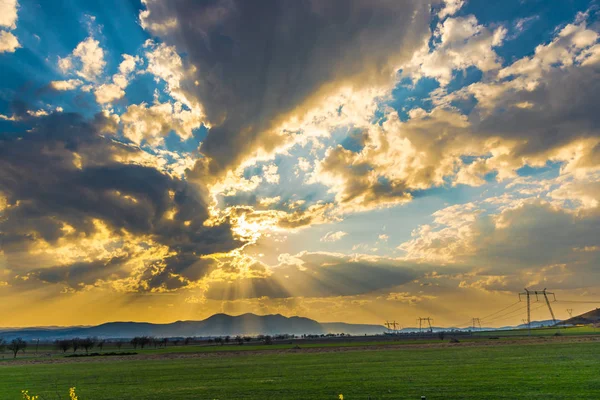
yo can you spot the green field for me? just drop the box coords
[1,338,599,399]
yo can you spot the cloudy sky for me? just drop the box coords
[1,0,599,328]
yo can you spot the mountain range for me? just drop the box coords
[0,313,386,340]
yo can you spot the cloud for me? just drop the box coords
[140,0,434,178]
[0,0,19,53]
[438,0,465,19]
[404,15,506,85]
[120,100,203,145]
[320,231,348,242]
[94,54,142,104]
[0,0,18,29]
[399,184,600,291]
[59,37,106,81]
[204,251,420,300]
[49,79,84,91]
[0,30,19,53]
[0,111,242,292]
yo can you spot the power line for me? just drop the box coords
[478,301,522,321]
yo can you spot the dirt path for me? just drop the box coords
[2,335,598,367]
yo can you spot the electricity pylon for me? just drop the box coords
[472,318,482,331]
[385,321,399,333]
[519,288,532,335]
[417,317,433,333]
[520,288,558,334]
[567,309,573,318]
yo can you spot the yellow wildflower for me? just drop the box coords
[69,387,78,400]
[21,390,39,400]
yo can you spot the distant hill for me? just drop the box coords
[557,308,600,326]
[0,314,386,340]
[321,322,386,335]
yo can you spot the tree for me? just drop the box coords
[97,339,105,351]
[184,337,192,345]
[55,339,71,353]
[438,331,446,341]
[0,338,5,353]
[8,338,27,358]
[224,335,230,344]
[115,341,123,350]
[81,337,95,354]
[138,336,151,349]
[235,335,244,345]
[264,335,273,345]
[72,338,80,353]
[130,337,139,349]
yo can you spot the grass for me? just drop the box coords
[1,340,599,399]
[480,325,600,336]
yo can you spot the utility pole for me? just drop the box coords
[519,288,532,336]
[567,309,573,318]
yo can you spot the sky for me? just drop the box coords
[0,0,599,328]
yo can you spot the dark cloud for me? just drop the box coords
[0,111,241,289]
[205,253,420,300]
[141,0,433,176]
[475,63,600,157]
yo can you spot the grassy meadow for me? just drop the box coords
[1,338,599,399]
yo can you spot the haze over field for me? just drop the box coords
[1,0,599,329]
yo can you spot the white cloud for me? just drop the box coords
[0,0,18,29]
[438,0,465,19]
[320,231,348,242]
[94,54,141,104]
[49,79,84,91]
[94,83,125,104]
[262,164,280,184]
[0,30,19,53]
[120,100,202,145]
[59,37,106,81]
[0,0,19,53]
[404,15,506,85]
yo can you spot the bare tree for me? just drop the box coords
[81,337,95,354]
[115,340,123,350]
[55,339,71,353]
[97,339,105,351]
[134,336,151,349]
[0,338,5,353]
[72,338,80,353]
[8,338,27,359]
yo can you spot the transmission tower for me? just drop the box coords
[385,320,399,333]
[566,309,573,318]
[417,317,433,333]
[537,288,557,325]
[472,318,482,331]
[520,288,558,334]
[519,288,532,335]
